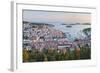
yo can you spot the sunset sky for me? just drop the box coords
[23,10,91,23]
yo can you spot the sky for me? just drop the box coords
[23,10,91,24]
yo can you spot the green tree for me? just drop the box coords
[23,49,30,62]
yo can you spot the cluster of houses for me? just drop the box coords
[23,21,91,52]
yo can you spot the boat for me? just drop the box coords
[66,25,72,28]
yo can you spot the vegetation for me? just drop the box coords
[83,28,91,37]
[23,45,91,62]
